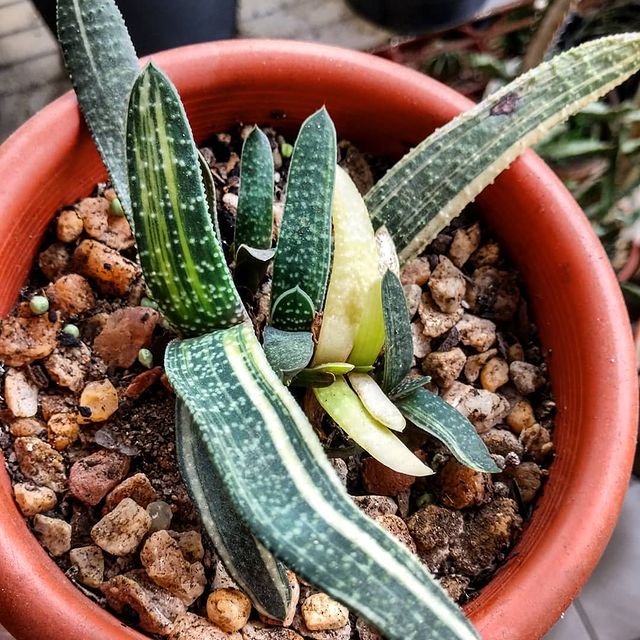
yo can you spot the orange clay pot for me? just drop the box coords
[0,40,636,640]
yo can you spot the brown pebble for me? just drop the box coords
[69,545,104,588]
[33,514,71,557]
[351,495,398,519]
[92,498,151,556]
[69,449,130,505]
[13,483,57,516]
[480,357,509,392]
[48,274,96,317]
[9,417,46,437]
[510,461,543,503]
[449,223,481,268]
[14,437,67,492]
[510,361,545,395]
[56,209,84,243]
[362,457,417,497]
[73,239,140,296]
[520,424,554,462]
[39,243,71,281]
[437,459,491,509]
[422,348,466,388]
[93,307,160,369]
[301,593,349,631]
[506,399,536,434]
[47,412,80,450]
[400,257,430,286]
[4,369,38,417]
[374,514,417,553]
[78,379,119,424]
[43,342,92,394]
[170,612,242,640]
[0,313,60,367]
[428,256,466,313]
[206,588,251,632]
[101,570,187,635]
[104,473,158,512]
[124,366,164,399]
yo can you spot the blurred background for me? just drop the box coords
[1,0,639,638]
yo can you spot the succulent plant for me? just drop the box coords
[57,1,640,637]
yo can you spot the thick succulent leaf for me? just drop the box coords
[396,388,499,473]
[348,280,385,367]
[290,369,336,388]
[263,326,314,385]
[314,166,383,364]
[314,377,430,476]
[175,399,292,619]
[236,126,275,251]
[348,373,406,433]
[390,375,432,400]
[366,34,640,262]
[375,226,401,277]
[126,64,246,335]
[198,151,220,240]
[382,270,414,392]
[270,108,336,331]
[270,286,316,331]
[235,245,276,294]
[313,363,355,375]
[165,324,476,640]
[57,0,138,213]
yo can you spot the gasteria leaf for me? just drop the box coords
[381,270,414,393]
[396,388,499,473]
[165,324,476,640]
[175,399,292,619]
[236,127,275,251]
[348,373,406,433]
[270,286,316,331]
[57,0,138,213]
[125,64,246,335]
[314,166,383,365]
[263,326,314,385]
[198,151,221,240]
[314,377,429,476]
[270,108,336,331]
[389,375,432,400]
[366,34,640,263]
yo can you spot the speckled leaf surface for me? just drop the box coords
[165,324,477,640]
[397,388,499,473]
[389,375,432,400]
[270,108,336,331]
[270,286,316,331]
[57,0,138,213]
[263,326,314,384]
[382,270,414,393]
[198,151,220,240]
[126,64,246,335]
[314,377,430,476]
[314,166,383,366]
[366,34,640,263]
[175,399,292,619]
[236,127,274,251]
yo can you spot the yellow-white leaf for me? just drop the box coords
[348,373,406,432]
[314,377,432,477]
[314,166,383,365]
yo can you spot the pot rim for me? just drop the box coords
[0,38,636,640]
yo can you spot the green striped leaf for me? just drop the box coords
[290,368,336,388]
[389,375,432,400]
[366,34,640,263]
[263,326,314,385]
[198,151,221,240]
[314,166,383,365]
[396,388,499,473]
[57,0,138,213]
[382,270,413,393]
[165,324,477,640]
[175,399,292,619]
[236,127,274,251]
[270,108,336,331]
[314,377,429,476]
[126,64,246,335]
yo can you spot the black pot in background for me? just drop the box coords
[33,0,236,55]
[347,0,488,34]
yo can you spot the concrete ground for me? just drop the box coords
[1,1,639,639]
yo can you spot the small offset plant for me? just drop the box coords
[57,1,640,637]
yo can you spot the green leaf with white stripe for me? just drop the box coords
[175,399,292,619]
[389,375,431,400]
[382,270,414,393]
[198,151,221,240]
[270,108,336,331]
[236,126,274,252]
[126,64,246,335]
[57,0,138,213]
[366,34,640,263]
[396,388,499,473]
[165,323,477,640]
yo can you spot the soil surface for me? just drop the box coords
[0,126,555,640]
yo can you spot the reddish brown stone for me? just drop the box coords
[123,367,164,399]
[362,457,419,497]
[0,313,60,367]
[48,274,95,317]
[104,473,158,512]
[93,307,159,369]
[68,449,131,505]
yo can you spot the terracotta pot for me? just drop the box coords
[0,40,635,640]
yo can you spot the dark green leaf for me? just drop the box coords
[263,326,314,385]
[389,375,432,400]
[382,270,413,392]
[270,108,336,331]
[175,399,291,619]
[236,126,274,251]
[57,0,138,213]
[396,388,499,473]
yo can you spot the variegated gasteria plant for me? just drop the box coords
[57,1,640,637]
